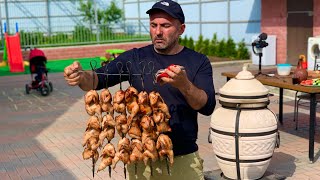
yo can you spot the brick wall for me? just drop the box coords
[2,41,151,62]
[261,0,287,64]
[314,0,320,36]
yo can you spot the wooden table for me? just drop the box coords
[221,69,320,163]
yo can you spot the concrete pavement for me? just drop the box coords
[0,62,319,180]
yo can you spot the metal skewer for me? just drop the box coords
[92,156,95,178]
[166,157,171,175]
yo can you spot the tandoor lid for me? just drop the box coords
[219,64,269,107]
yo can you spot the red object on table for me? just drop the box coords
[302,61,307,69]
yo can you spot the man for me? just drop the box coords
[64,0,215,179]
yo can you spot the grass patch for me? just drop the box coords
[0,57,101,77]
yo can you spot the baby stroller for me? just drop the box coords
[25,48,53,96]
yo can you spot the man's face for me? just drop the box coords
[149,11,185,52]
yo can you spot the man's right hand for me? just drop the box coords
[64,61,83,86]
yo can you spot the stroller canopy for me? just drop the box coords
[29,48,47,73]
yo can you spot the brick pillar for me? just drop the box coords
[314,0,320,36]
[261,0,287,64]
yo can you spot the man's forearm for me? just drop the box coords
[179,80,208,110]
[79,71,99,91]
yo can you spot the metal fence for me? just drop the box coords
[0,0,150,50]
[14,23,149,49]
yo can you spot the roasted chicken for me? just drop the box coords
[156,134,174,166]
[140,115,157,143]
[143,137,158,165]
[83,148,99,162]
[113,89,126,114]
[129,139,144,163]
[82,128,100,147]
[112,138,131,169]
[100,88,114,115]
[153,111,171,134]
[125,86,140,126]
[138,91,152,115]
[86,116,100,131]
[149,91,171,119]
[115,114,129,138]
[97,143,116,172]
[84,90,102,119]
[128,116,142,140]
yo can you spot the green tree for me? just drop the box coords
[78,0,123,25]
[180,35,188,46]
[201,39,210,55]
[195,34,204,52]
[236,39,250,59]
[208,33,218,56]
[78,0,104,24]
[187,37,195,50]
[225,38,237,59]
[217,39,226,57]
[103,0,124,24]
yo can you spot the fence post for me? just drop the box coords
[94,0,100,43]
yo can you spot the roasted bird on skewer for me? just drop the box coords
[129,139,144,163]
[149,91,171,120]
[97,143,116,172]
[143,137,158,165]
[153,111,171,134]
[128,116,142,140]
[113,89,126,114]
[115,114,129,138]
[156,134,174,166]
[140,115,158,143]
[125,86,140,126]
[99,114,116,146]
[138,91,152,116]
[112,137,131,169]
[100,88,114,115]
[85,90,102,119]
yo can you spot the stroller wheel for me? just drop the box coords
[49,82,53,92]
[40,84,50,96]
[25,84,30,94]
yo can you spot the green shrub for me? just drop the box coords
[236,39,250,59]
[180,35,188,47]
[208,33,218,56]
[72,25,94,42]
[216,39,226,57]
[201,39,210,55]
[187,37,195,50]
[20,30,47,46]
[195,34,204,52]
[225,38,237,59]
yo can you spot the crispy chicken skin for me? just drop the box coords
[125,87,140,126]
[97,143,116,172]
[100,88,114,115]
[156,134,174,166]
[84,90,102,119]
[149,91,171,119]
[113,89,126,114]
[138,91,152,115]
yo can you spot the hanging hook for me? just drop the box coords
[139,61,146,90]
[90,60,98,90]
[103,63,110,88]
[117,62,124,90]
[126,61,133,86]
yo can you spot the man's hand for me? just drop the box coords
[159,65,188,89]
[64,61,83,86]
[159,64,208,110]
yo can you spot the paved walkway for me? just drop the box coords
[0,62,319,180]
